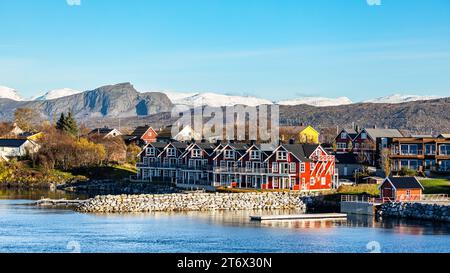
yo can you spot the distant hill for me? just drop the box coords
[0,83,173,121]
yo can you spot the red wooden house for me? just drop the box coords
[378,176,424,202]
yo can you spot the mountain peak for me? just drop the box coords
[364,94,444,104]
[34,88,82,101]
[0,86,22,101]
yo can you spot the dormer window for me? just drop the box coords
[167,148,176,157]
[341,132,347,139]
[192,149,202,158]
[250,150,261,160]
[277,151,288,161]
[361,132,367,139]
[146,147,155,156]
[224,150,235,159]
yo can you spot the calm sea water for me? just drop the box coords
[0,190,449,253]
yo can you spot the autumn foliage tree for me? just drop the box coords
[14,108,43,132]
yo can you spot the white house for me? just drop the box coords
[88,128,123,139]
[0,139,39,158]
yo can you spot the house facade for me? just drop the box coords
[135,141,337,191]
[379,176,424,201]
[334,128,358,152]
[390,136,450,173]
[0,139,39,158]
[88,127,122,139]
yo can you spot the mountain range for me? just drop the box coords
[0,82,449,133]
[1,84,445,107]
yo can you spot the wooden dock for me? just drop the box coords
[250,213,347,221]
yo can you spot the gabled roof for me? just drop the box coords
[379,176,424,190]
[357,128,403,140]
[131,126,153,137]
[438,134,450,138]
[0,139,29,148]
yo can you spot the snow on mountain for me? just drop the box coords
[33,88,82,101]
[277,97,353,107]
[0,86,22,101]
[162,92,274,107]
[364,94,444,104]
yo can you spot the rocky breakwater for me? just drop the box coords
[76,192,306,213]
[379,202,450,222]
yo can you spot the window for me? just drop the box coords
[277,151,288,160]
[440,145,450,156]
[290,163,296,173]
[337,142,347,149]
[224,150,235,159]
[272,162,278,172]
[146,147,155,156]
[167,148,176,157]
[250,150,261,160]
[321,177,326,185]
[425,144,436,155]
[192,149,201,158]
[310,178,315,186]
[246,161,252,170]
[381,138,388,149]
[341,132,347,139]
[273,179,279,188]
[361,132,367,139]
[300,163,305,173]
[401,144,419,155]
[406,190,411,197]
[311,163,315,171]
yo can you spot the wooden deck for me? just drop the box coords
[250,213,347,221]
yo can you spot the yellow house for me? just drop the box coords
[280,125,320,144]
[24,132,44,141]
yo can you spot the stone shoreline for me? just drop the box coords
[379,202,450,222]
[76,192,307,213]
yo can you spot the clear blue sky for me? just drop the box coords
[1,0,450,101]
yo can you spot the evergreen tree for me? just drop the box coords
[56,113,66,131]
[64,111,79,136]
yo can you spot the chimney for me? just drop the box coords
[373,125,377,129]
[355,125,360,133]
[289,138,295,145]
[250,140,256,146]
[201,138,206,143]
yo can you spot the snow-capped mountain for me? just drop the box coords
[33,88,82,101]
[0,86,22,101]
[364,94,444,104]
[161,92,274,107]
[277,96,353,107]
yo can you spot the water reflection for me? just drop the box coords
[0,188,88,200]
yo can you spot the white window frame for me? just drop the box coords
[167,148,176,157]
[192,149,202,158]
[310,177,315,186]
[224,150,235,159]
[361,132,367,139]
[290,163,296,173]
[300,163,306,173]
[250,150,261,160]
[272,162,279,173]
[341,132,347,139]
[311,163,315,171]
[146,147,155,156]
[321,177,326,185]
[277,151,288,161]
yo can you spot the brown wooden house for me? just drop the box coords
[378,176,424,202]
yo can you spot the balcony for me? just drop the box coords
[136,162,212,171]
[212,167,294,176]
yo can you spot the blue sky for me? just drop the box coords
[0,0,450,101]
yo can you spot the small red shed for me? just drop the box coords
[378,176,424,202]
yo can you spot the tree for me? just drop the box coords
[332,141,337,153]
[347,140,353,152]
[126,143,142,165]
[380,148,392,177]
[14,108,42,132]
[56,112,79,136]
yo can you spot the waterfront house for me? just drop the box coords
[378,176,424,201]
[135,140,337,192]
[156,125,201,143]
[0,139,39,158]
[334,128,359,152]
[352,127,403,166]
[88,127,122,139]
[390,136,450,173]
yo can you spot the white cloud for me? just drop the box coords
[66,0,81,6]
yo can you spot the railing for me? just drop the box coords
[341,195,380,204]
[137,162,212,170]
[212,167,295,175]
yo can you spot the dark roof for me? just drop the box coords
[0,139,29,148]
[386,176,424,190]
[131,126,151,137]
[89,128,115,135]
[281,144,319,161]
[335,153,359,165]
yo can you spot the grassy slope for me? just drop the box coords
[419,178,450,195]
